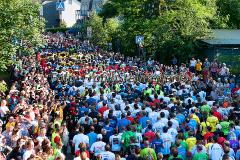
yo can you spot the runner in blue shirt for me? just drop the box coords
[117,113,131,131]
[87,126,98,147]
[152,132,163,154]
[139,111,150,129]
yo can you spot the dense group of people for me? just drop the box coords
[0,32,239,160]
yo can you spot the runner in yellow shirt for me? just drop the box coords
[186,131,197,151]
[206,114,219,132]
[200,120,211,136]
[191,113,200,124]
[51,126,62,149]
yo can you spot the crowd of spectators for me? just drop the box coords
[0,33,239,160]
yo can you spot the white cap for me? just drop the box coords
[97,134,103,139]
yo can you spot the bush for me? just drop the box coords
[59,20,67,28]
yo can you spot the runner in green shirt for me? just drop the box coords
[192,145,209,160]
[201,102,211,115]
[168,155,184,160]
[132,119,142,133]
[144,87,152,96]
[121,126,136,152]
[168,147,184,160]
[140,140,157,160]
[177,134,189,151]
[220,116,230,136]
[155,84,160,92]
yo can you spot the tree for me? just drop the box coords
[0,80,8,95]
[0,0,44,71]
[81,12,119,49]
[216,0,240,29]
[100,0,221,61]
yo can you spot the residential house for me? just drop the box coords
[42,0,81,28]
[79,0,107,23]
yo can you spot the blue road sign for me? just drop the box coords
[135,36,144,44]
[56,2,65,11]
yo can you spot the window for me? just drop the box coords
[76,10,81,20]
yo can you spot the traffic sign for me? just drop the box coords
[56,2,65,11]
[135,36,144,44]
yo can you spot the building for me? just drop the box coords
[201,29,240,72]
[42,0,81,28]
[79,0,106,23]
[201,29,240,57]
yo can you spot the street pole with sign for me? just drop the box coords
[56,1,65,25]
[135,36,144,58]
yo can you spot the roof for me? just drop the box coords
[202,29,240,45]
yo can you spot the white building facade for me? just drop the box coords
[42,0,107,28]
[61,0,81,27]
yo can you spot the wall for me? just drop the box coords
[43,1,60,28]
[62,0,81,27]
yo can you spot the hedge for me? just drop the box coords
[45,27,69,33]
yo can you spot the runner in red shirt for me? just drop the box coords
[144,125,156,143]
[98,103,108,116]
[126,111,134,124]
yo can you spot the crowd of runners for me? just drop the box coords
[0,32,239,160]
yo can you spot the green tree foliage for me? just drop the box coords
[98,0,223,61]
[59,20,68,28]
[83,0,240,62]
[0,80,8,95]
[0,0,44,71]
[216,0,240,29]
[81,13,119,49]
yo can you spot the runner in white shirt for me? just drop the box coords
[163,96,171,103]
[100,145,115,160]
[153,117,165,133]
[113,107,122,119]
[90,134,106,156]
[167,121,178,143]
[161,127,172,156]
[160,108,169,119]
[149,111,159,124]
[184,96,194,105]
[219,146,235,160]
[78,85,85,95]
[73,127,89,152]
[109,130,121,152]
[159,112,168,126]
[134,128,143,148]
[208,137,223,160]
[170,114,179,130]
